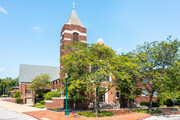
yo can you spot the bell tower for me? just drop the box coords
[60,8,87,58]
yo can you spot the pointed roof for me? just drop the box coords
[67,9,82,26]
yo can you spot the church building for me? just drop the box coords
[18,6,157,108]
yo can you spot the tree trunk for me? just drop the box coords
[95,88,100,114]
[127,98,130,108]
[73,101,76,109]
[148,92,153,110]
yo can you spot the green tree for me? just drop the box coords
[60,41,90,109]
[61,42,116,113]
[29,74,51,102]
[113,54,141,107]
[134,37,180,110]
[158,61,180,102]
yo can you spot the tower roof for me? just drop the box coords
[67,9,82,26]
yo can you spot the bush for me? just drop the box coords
[45,91,61,100]
[52,108,58,111]
[132,109,162,114]
[77,111,114,117]
[140,101,149,106]
[16,98,22,104]
[40,100,45,105]
[140,101,160,107]
[12,91,21,98]
[1,95,8,97]
[35,103,45,108]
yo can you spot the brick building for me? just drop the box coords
[19,7,158,107]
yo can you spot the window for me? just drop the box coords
[73,32,79,43]
[153,90,157,97]
[142,90,148,96]
[142,78,148,84]
[26,90,31,94]
[116,89,120,98]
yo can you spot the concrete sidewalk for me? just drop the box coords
[143,114,180,120]
[0,100,45,113]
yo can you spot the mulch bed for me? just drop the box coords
[25,109,151,120]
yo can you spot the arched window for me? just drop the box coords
[73,32,79,43]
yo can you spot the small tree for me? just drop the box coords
[29,74,51,103]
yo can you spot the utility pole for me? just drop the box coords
[3,84,4,95]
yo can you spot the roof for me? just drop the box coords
[97,38,105,46]
[67,9,82,26]
[19,64,60,83]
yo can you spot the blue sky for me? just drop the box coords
[0,0,180,78]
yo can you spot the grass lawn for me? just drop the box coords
[132,109,163,114]
[77,111,114,117]
[34,103,45,108]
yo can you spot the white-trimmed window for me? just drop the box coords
[142,90,148,96]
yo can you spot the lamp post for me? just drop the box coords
[64,73,69,116]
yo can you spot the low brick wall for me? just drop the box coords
[45,97,65,110]
[3,98,16,103]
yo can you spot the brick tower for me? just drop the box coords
[60,8,87,73]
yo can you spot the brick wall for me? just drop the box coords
[45,97,65,110]
[3,98,16,103]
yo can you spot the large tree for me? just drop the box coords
[134,36,180,110]
[113,54,141,108]
[158,61,180,102]
[60,42,116,113]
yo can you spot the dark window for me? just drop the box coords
[73,32,79,43]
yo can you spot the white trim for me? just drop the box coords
[45,100,53,103]
[81,40,87,43]
[64,23,86,28]
[63,38,71,41]
[109,75,112,82]
[60,43,62,46]
[62,30,86,36]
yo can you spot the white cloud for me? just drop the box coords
[32,26,42,32]
[0,6,8,15]
[0,68,6,72]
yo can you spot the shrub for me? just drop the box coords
[35,103,45,108]
[1,95,8,97]
[12,91,21,98]
[140,101,149,106]
[132,109,162,114]
[45,91,61,100]
[40,100,45,105]
[16,98,22,104]
[140,101,160,107]
[52,108,58,111]
[77,111,114,117]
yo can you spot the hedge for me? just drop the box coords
[140,101,160,107]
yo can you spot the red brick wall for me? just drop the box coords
[45,98,64,109]
[3,98,16,103]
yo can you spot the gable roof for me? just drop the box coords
[67,9,82,26]
[19,64,60,83]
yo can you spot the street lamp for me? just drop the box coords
[64,73,69,116]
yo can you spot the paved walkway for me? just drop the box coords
[143,114,180,120]
[0,100,45,113]
[0,107,35,120]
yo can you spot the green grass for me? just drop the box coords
[77,111,114,117]
[34,103,45,108]
[132,109,163,114]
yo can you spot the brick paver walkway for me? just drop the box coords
[25,110,151,120]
